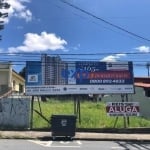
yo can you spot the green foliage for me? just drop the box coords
[32,99,150,129]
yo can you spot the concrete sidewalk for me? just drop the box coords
[0,131,150,141]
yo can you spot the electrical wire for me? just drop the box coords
[60,0,150,42]
[0,52,150,68]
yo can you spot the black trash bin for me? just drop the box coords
[50,115,76,139]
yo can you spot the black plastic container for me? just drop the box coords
[51,115,76,139]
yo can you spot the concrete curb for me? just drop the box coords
[0,131,150,142]
[75,132,150,141]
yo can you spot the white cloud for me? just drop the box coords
[72,44,81,50]
[135,46,150,53]
[100,53,126,62]
[1,0,32,22]
[8,32,67,53]
[0,48,4,53]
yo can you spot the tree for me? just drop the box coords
[0,0,10,40]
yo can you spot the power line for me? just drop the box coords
[1,51,150,55]
[0,52,150,67]
[60,0,150,42]
[1,52,150,62]
[0,58,149,65]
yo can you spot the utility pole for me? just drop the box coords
[146,63,150,77]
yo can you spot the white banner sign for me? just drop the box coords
[106,102,140,116]
[25,84,134,95]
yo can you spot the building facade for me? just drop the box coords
[0,62,25,97]
[0,62,12,95]
[12,70,25,93]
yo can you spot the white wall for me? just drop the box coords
[0,98,30,129]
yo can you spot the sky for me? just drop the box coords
[1,0,150,77]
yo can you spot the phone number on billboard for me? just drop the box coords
[90,79,125,84]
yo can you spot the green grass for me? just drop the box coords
[32,98,150,129]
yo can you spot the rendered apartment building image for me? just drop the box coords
[41,54,67,85]
[26,54,68,86]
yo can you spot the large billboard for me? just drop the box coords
[25,60,134,95]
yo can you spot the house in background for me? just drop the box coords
[0,62,12,97]
[12,70,25,94]
[0,62,25,98]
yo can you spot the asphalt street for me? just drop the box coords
[0,139,150,150]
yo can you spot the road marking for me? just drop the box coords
[60,141,70,144]
[76,140,82,145]
[46,141,53,147]
[51,145,81,148]
[111,147,125,150]
[28,140,53,147]
[28,140,82,148]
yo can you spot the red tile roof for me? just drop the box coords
[134,82,150,88]
[134,77,150,88]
